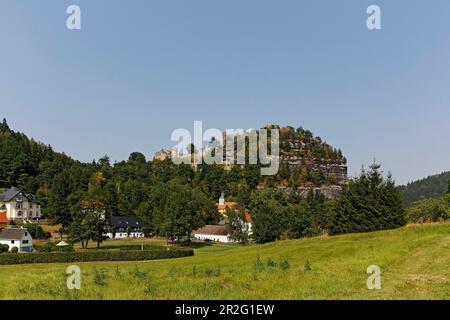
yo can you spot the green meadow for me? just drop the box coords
[0,223,449,300]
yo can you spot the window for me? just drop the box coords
[16,203,22,209]
[16,194,23,202]
[11,240,15,244]
[22,240,29,244]
[17,211,23,217]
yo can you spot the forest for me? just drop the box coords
[0,118,406,244]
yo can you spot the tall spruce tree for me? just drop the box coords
[329,164,406,235]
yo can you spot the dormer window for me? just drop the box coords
[16,193,23,202]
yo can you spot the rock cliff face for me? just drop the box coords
[281,186,344,200]
[276,125,348,188]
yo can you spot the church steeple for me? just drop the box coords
[219,192,225,206]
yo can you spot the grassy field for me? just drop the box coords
[0,223,449,300]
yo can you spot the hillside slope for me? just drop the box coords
[0,223,449,300]
[398,172,450,207]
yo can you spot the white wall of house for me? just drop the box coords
[106,232,145,239]
[0,199,41,220]
[0,234,33,252]
[194,233,231,243]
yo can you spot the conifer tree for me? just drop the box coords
[329,164,405,235]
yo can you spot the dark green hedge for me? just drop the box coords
[0,249,194,265]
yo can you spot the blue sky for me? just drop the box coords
[1,0,450,185]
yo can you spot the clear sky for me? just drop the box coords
[1,0,450,185]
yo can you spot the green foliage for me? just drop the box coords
[0,248,194,265]
[24,223,45,239]
[0,120,350,245]
[329,164,406,235]
[304,259,312,272]
[250,189,286,243]
[93,268,108,286]
[227,206,251,245]
[279,258,290,271]
[0,244,9,253]
[34,241,74,253]
[398,171,450,207]
[407,197,450,223]
[148,180,219,242]
[68,203,106,249]
[250,188,332,243]
[10,247,19,253]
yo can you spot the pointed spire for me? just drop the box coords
[219,192,225,205]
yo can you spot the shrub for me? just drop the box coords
[253,256,265,273]
[93,268,108,286]
[407,197,450,223]
[279,258,290,271]
[304,259,312,272]
[267,258,277,268]
[0,248,194,265]
[204,267,221,277]
[10,247,19,253]
[24,223,45,239]
[129,266,148,279]
[0,244,9,253]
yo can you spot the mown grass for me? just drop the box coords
[0,223,449,300]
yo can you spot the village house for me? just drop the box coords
[0,228,33,252]
[194,194,252,243]
[104,216,145,239]
[194,223,231,243]
[0,187,41,221]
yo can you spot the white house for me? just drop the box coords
[193,194,252,243]
[194,224,231,243]
[0,187,41,221]
[104,216,145,239]
[0,228,33,252]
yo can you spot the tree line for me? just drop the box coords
[1,118,407,246]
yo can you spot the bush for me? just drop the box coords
[24,223,45,239]
[0,244,9,253]
[0,248,194,265]
[407,197,450,223]
[93,268,108,286]
[10,247,19,253]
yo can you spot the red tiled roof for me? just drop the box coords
[81,200,106,210]
[217,202,238,210]
[0,211,8,223]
